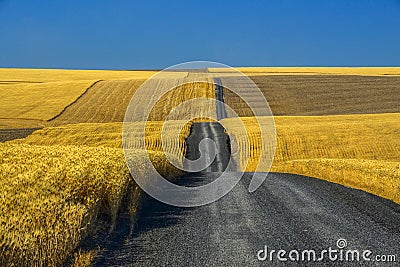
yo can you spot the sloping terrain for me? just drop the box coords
[0,69,187,128]
[224,66,400,76]
[222,113,400,203]
[49,80,146,125]
[0,80,97,121]
[223,75,400,116]
[50,77,215,125]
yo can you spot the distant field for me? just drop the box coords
[127,78,215,122]
[0,80,97,121]
[0,68,192,128]
[50,80,145,125]
[0,68,159,125]
[51,78,215,124]
[222,113,400,203]
[223,75,400,116]
[209,67,400,76]
[0,68,157,82]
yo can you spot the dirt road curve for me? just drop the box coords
[93,172,400,266]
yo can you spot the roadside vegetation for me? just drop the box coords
[0,143,183,266]
[222,113,400,204]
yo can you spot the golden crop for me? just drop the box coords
[50,80,146,125]
[0,80,97,121]
[273,159,400,204]
[222,113,400,203]
[51,78,216,125]
[126,78,216,122]
[0,143,181,266]
[226,67,400,76]
[2,67,399,266]
[13,121,192,158]
[0,68,191,128]
[1,120,190,266]
[0,68,158,83]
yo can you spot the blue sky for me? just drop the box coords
[0,0,399,69]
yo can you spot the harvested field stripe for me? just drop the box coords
[48,80,103,121]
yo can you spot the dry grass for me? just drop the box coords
[0,142,183,266]
[222,113,400,203]
[70,249,98,267]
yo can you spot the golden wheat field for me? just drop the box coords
[0,80,97,121]
[12,121,192,160]
[209,67,400,76]
[0,142,183,266]
[221,113,400,203]
[1,67,400,265]
[126,78,216,122]
[0,68,213,265]
[0,68,190,128]
[0,118,190,266]
[49,77,214,125]
[0,68,157,83]
[49,80,146,125]
[15,111,400,205]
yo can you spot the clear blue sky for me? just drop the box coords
[1,0,399,69]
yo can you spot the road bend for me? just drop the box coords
[92,77,400,266]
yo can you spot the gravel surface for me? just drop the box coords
[94,172,400,266]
